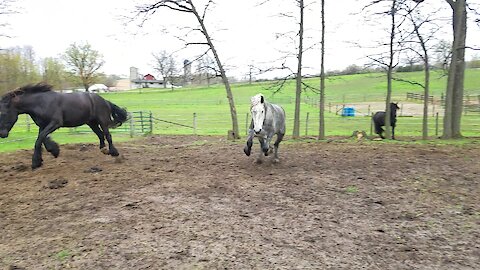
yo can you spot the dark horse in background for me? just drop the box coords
[372,102,400,139]
[0,83,128,169]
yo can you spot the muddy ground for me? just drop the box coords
[0,135,479,269]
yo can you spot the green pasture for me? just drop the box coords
[1,69,480,153]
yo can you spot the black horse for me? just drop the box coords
[372,102,400,139]
[0,83,128,169]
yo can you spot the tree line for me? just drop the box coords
[0,43,117,95]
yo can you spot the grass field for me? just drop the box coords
[1,69,480,153]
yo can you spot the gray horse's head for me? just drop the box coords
[250,93,265,134]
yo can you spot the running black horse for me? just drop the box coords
[372,102,400,139]
[0,83,128,169]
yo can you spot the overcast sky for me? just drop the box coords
[2,0,480,79]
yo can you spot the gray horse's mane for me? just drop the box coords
[1,83,53,102]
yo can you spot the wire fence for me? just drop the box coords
[1,100,480,149]
[148,111,480,138]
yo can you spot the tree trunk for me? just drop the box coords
[451,0,466,138]
[443,0,466,139]
[190,2,240,139]
[293,0,304,139]
[384,0,396,139]
[422,53,430,140]
[318,0,325,140]
[412,14,430,140]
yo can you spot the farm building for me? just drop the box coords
[130,67,166,89]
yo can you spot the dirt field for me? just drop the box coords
[0,135,479,269]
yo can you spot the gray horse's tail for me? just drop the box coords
[108,101,128,128]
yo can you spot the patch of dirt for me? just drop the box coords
[0,135,479,269]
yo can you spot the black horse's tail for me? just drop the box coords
[108,101,128,128]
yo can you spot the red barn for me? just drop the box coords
[143,74,156,80]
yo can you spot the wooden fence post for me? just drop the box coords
[370,113,374,136]
[193,113,197,135]
[149,112,153,134]
[245,113,249,135]
[305,112,310,136]
[25,115,31,133]
[129,112,135,138]
[435,112,439,137]
[139,111,144,133]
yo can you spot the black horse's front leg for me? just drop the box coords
[88,122,106,150]
[391,124,396,140]
[32,123,59,169]
[43,136,60,158]
[98,123,119,156]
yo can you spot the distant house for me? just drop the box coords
[130,67,165,89]
[88,83,108,93]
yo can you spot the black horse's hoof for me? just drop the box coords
[110,149,120,156]
[243,146,251,156]
[51,147,60,158]
[31,161,42,170]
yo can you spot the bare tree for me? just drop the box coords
[257,0,312,139]
[363,0,402,139]
[318,0,326,140]
[63,42,105,91]
[195,54,218,86]
[403,3,441,139]
[0,0,17,40]
[152,50,178,88]
[137,0,240,139]
[293,0,305,139]
[434,39,452,70]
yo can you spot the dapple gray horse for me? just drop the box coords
[243,94,286,163]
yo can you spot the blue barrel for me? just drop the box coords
[342,107,355,117]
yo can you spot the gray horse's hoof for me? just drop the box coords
[244,146,251,156]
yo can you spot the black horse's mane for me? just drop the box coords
[1,83,53,102]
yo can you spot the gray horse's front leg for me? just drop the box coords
[260,136,270,156]
[273,133,284,163]
[244,129,255,156]
[255,137,269,163]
